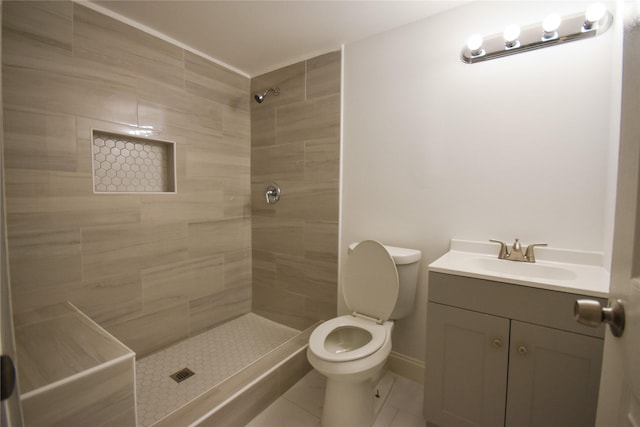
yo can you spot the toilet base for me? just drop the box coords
[322,377,376,427]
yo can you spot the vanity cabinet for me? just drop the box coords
[424,272,606,427]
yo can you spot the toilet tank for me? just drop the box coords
[348,242,422,319]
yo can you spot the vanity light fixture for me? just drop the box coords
[466,34,484,57]
[461,2,613,64]
[583,2,607,30]
[542,13,562,40]
[503,24,521,49]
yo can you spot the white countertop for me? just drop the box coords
[428,240,610,298]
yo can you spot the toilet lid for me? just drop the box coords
[344,240,399,322]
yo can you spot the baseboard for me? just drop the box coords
[389,351,424,384]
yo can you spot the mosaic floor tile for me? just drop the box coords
[136,313,298,426]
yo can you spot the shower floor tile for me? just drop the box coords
[136,313,299,426]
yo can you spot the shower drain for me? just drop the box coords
[170,367,195,383]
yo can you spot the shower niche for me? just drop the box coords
[91,130,176,194]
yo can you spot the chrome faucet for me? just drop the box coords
[489,239,547,263]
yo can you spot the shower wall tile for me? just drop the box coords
[251,51,341,330]
[188,286,252,335]
[299,258,339,299]
[3,108,77,172]
[188,218,251,258]
[224,249,253,289]
[251,106,276,147]
[276,255,337,304]
[253,249,277,289]
[306,51,342,99]
[73,4,184,90]
[81,222,189,280]
[140,179,225,224]
[251,142,305,182]
[1,1,73,71]
[142,255,225,311]
[253,283,331,331]
[10,283,86,318]
[252,216,305,256]
[186,143,250,180]
[106,303,190,358]
[4,169,92,199]
[8,229,82,293]
[69,273,143,325]
[275,94,340,145]
[137,81,224,135]
[222,104,251,143]
[6,194,141,235]
[3,1,251,356]
[304,137,340,181]
[223,176,252,218]
[185,51,250,110]
[3,65,139,125]
[304,221,339,263]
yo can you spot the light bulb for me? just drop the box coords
[503,24,521,48]
[542,13,562,38]
[584,3,606,29]
[466,34,484,56]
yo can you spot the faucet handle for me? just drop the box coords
[524,243,548,263]
[489,239,509,259]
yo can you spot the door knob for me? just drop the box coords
[574,299,625,337]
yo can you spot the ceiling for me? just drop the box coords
[93,1,470,77]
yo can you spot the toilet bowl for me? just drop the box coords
[307,240,421,427]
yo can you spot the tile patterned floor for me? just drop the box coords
[136,313,299,426]
[246,369,425,427]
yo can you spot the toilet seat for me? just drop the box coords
[309,315,388,362]
[343,240,399,322]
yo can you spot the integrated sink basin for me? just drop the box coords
[428,239,610,298]
[469,257,577,280]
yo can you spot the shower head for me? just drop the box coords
[254,87,280,104]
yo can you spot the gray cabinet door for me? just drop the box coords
[425,303,509,427]
[506,321,603,427]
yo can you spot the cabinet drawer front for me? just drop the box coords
[428,272,606,338]
[425,303,509,427]
[506,321,603,427]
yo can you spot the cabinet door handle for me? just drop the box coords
[491,339,503,348]
[517,345,528,355]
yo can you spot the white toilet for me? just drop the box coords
[307,240,422,427]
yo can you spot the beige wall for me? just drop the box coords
[2,2,251,357]
[251,52,341,330]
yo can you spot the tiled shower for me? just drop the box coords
[2,1,340,424]
[250,52,340,330]
[3,0,339,353]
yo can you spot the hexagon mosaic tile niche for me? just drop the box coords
[91,130,176,193]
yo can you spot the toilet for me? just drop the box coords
[307,240,422,427]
